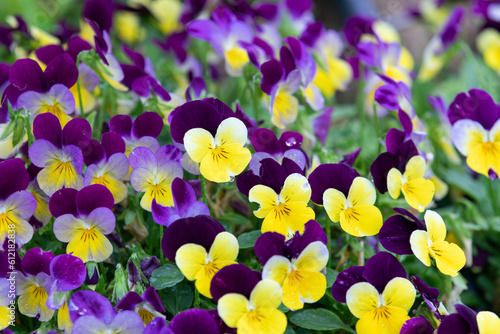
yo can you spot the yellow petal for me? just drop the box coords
[140,183,174,212]
[346,282,379,319]
[184,128,215,163]
[403,155,426,181]
[402,178,435,212]
[452,119,488,156]
[424,210,446,243]
[18,285,54,322]
[409,230,432,266]
[387,168,403,199]
[477,311,500,334]
[224,47,250,77]
[431,241,466,277]
[209,232,239,262]
[218,293,249,328]
[175,243,207,280]
[194,260,236,298]
[282,269,326,310]
[66,228,113,263]
[382,277,416,312]
[272,89,299,129]
[279,202,315,234]
[249,185,279,218]
[261,210,289,236]
[295,241,329,272]
[347,177,376,207]
[199,144,251,183]
[38,161,83,196]
[340,205,383,237]
[323,188,346,223]
[280,173,312,203]
[466,142,500,177]
[0,306,10,330]
[250,279,283,311]
[237,308,287,334]
[356,306,409,334]
[92,175,127,204]
[262,255,292,286]
[326,57,353,92]
[215,117,248,147]
[57,301,72,332]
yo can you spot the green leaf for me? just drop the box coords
[284,325,296,334]
[12,118,25,147]
[0,120,15,140]
[150,264,184,290]
[289,308,354,332]
[326,268,338,288]
[160,281,194,315]
[238,230,262,249]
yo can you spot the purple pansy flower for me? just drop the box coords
[145,309,219,334]
[151,177,209,226]
[28,113,92,196]
[312,107,334,145]
[400,317,434,334]
[437,304,481,334]
[409,276,442,320]
[116,286,166,325]
[374,75,415,118]
[46,254,86,310]
[379,208,425,255]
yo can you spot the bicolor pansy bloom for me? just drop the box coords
[0,278,13,330]
[116,287,166,325]
[50,184,115,263]
[144,309,219,334]
[0,158,36,247]
[331,252,416,334]
[374,75,415,118]
[437,303,500,334]
[477,27,500,76]
[129,145,183,211]
[161,216,237,298]
[448,89,500,178]
[211,264,287,334]
[256,220,328,310]
[309,163,383,236]
[28,113,92,196]
[83,132,129,204]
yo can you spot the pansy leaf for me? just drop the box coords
[238,230,262,249]
[289,308,354,332]
[12,118,25,147]
[150,264,184,290]
[160,280,194,315]
[0,119,15,140]
[326,268,338,288]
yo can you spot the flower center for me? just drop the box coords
[210,146,229,162]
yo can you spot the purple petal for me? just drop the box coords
[260,59,283,95]
[251,128,281,155]
[50,254,86,291]
[83,0,113,32]
[67,36,92,61]
[378,215,419,255]
[143,286,166,313]
[0,158,30,199]
[49,188,78,218]
[455,304,479,333]
[410,276,441,319]
[375,83,399,110]
[132,111,163,139]
[71,316,109,334]
[69,290,117,324]
[145,317,168,334]
[82,139,105,166]
[44,53,78,88]
[437,314,471,334]
[35,45,64,65]
[170,309,219,334]
[363,251,407,293]
[101,132,126,158]
[331,266,366,303]
[280,46,296,78]
[400,317,434,334]
[76,184,114,217]
[140,256,161,280]
[9,58,47,92]
[116,291,142,311]
[254,232,287,266]
[4,190,36,219]
[86,207,115,234]
[32,113,62,147]
[369,152,399,194]
[448,89,500,130]
[109,114,132,137]
[155,145,183,166]
[210,264,260,301]
[187,20,223,54]
[279,131,303,151]
[283,149,307,171]
[201,98,235,120]
[285,37,316,87]
[287,220,328,258]
[152,200,177,226]
[171,177,196,216]
[300,22,323,47]
[308,163,358,204]
[313,107,333,145]
[248,152,275,175]
[63,117,92,150]
[110,311,145,333]
[184,201,210,219]
[340,148,361,167]
[285,0,312,18]
[21,247,54,276]
[161,215,225,262]
[129,146,157,170]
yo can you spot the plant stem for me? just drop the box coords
[194,287,200,308]
[325,215,331,268]
[200,174,212,216]
[373,102,382,154]
[77,76,85,117]
[489,178,499,216]
[253,79,260,122]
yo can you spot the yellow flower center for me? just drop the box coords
[210,146,229,162]
[343,207,360,223]
[246,309,265,324]
[273,203,292,220]
[225,47,250,70]
[0,212,16,234]
[52,160,76,178]
[372,305,393,320]
[78,227,99,242]
[138,308,155,325]
[202,261,220,278]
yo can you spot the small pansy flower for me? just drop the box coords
[256,220,328,310]
[50,185,115,263]
[145,309,219,334]
[161,216,237,298]
[28,113,92,196]
[437,303,500,334]
[309,163,383,236]
[116,287,166,325]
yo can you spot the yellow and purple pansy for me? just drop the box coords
[116,287,166,325]
[144,308,220,334]
[437,303,500,334]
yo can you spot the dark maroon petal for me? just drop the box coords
[101,132,126,157]
[67,36,93,61]
[397,140,419,170]
[260,59,283,95]
[83,0,113,32]
[69,290,117,324]
[344,16,374,46]
[202,98,235,120]
[62,118,92,150]
[308,163,358,204]
[122,45,146,69]
[171,178,196,217]
[35,45,64,65]
[33,113,62,147]
[49,188,78,218]
[236,170,261,197]
[0,251,8,278]
[300,22,323,47]
[251,128,281,155]
[282,157,305,175]
[140,256,161,280]
[169,309,219,334]
[21,247,55,276]
[143,286,166,313]
[285,0,312,18]
[448,89,500,130]
[128,261,140,284]
[0,158,30,199]
[279,131,303,151]
[393,208,425,229]
[340,148,361,167]
[280,46,295,77]
[362,251,407,293]
[116,291,142,311]
[121,64,145,89]
[386,128,406,155]
[109,114,133,137]
[9,58,47,92]
[254,232,287,266]
[369,152,399,194]
[50,254,86,291]
[331,266,366,303]
[186,77,206,101]
[44,53,79,88]
[254,3,278,21]
[287,220,328,259]
[378,215,419,255]
[437,314,471,334]
[161,215,225,262]
[400,317,434,334]
[75,184,114,217]
[210,264,260,301]
[455,304,479,333]
[259,158,288,194]
[169,100,222,144]
[82,139,105,166]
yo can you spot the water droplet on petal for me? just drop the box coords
[285,137,296,147]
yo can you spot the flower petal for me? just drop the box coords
[250,279,282,310]
[184,128,215,163]
[410,230,432,267]
[323,188,346,223]
[262,255,291,286]
[382,277,416,311]
[217,293,249,328]
[346,282,379,318]
[404,155,426,181]
[175,244,207,281]
[451,119,487,156]
[424,210,446,243]
[432,241,466,277]
[209,232,239,262]
[387,168,403,199]
[340,205,383,237]
[477,311,500,334]
[356,306,409,334]
[347,177,376,207]
[280,173,311,203]
[295,241,329,272]
[402,178,435,212]
[215,117,248,147]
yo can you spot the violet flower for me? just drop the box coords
[437,303,500,334]
[116,286,166,325]
[144,309,219,334]
[374,74,415,118]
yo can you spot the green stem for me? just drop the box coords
[94,84,107,139]
[159,225,164,264]
[25,111,33,147]
[200,174,212,216]
[77,76,85,117]
[373,102,382,154]
[489,178,499,216]
[253,80,260,122]
[194,287,200,308]
[325,215,331,268]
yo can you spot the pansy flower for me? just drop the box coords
[145,309,219,334]
[26,164,51,229]
[161,216,237,298]
[374,75,415,118]
[82,132,129,204]
[477,27,500,75]
[210,264,287,334]
[152,177,209,226]
[0,158,36,247]
[344,16,401,46]
[50,184,115,263]
[448,89,500,178]
[437,303,500,334]
[0,278,13,330]
[129,145,183,211]
[69,290,144,334]
[116,286,166,325]
[331,251,416,334]
[309,163,383,236]
[28,113,92,196]
[256,220,328,310]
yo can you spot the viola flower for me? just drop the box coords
[50,184,115,263]
[448,89,500,178]
[83,132,129,204]
[188,7,253,76]
[344,16,401,46]
[309,163,382,236]
[374,75,415,118]
[15,248,55,322]
[249,172,315,237]
[0,278,14,330]
[477,27,500,75]
[151,177,209,226]
[70,63,99,115]
[331,252,416,334]
[256,220,328,310]
[312,107,334,146]
[116,287,166,325]
[437,303,500,334]
[410,210,466,277]
[400,317,434,334]
[409,276,443,320]
[161,216,237,298]
[69,290,144,334]
[145,309,220,334]
[28,113,92,196]
[0,159,36,247]
[129,145,183,211]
